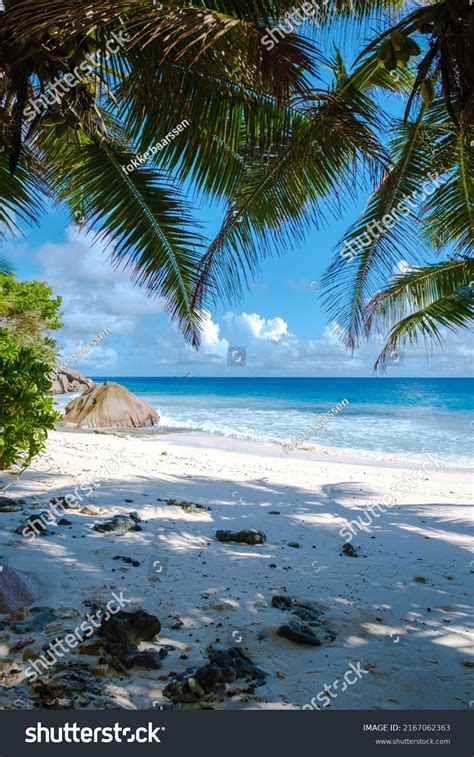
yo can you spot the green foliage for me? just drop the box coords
[1,0,321,345]
[0,274,62,469]
[0,0,401,346]
[323,97,473,367]
[0,257,12,277]
[0,330,60,470]
[0,0,471,363]
[364,258,474,371]
[0,275,62,364]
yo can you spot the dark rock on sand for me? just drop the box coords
[100,609,161,645]
[163,498,211,513]
[163,647,266,705]
[31,661,126,710]
[210,647,266,684]
[277,622,323,646]
[93,514,143,535]
[0,566,39,613]
[128,511,142,523]
[342,542,358,557]
[272,595,337,644]
[0,685,37,710]
[95,609,163,672]
[6,607,57,634]
[271,595,322,622]
[112,556,140,567]
[131,649,168,670]
[215,529,266,545]
[0,497,24,513]
[21,513,51,536]
[50,495,79,511]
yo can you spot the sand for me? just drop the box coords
[0,429,472,710]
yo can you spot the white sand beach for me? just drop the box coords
[0,429,472,710]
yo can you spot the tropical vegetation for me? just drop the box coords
[0,0,472,369]
[0,274,61,469]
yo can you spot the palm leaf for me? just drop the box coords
[0,148,46,238]
[422,117,474,251]
[365,258,474,371]
[322,99,432,351]
[38,123,205,346]
[192,54,387,311]
[0,257,13,277]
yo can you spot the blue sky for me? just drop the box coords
[2,15,472,377]
[4,192,471,378]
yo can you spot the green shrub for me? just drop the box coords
[0,331,60,470]
[0,276,62,365]
[0,274,62,470]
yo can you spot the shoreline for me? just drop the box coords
[56,424,473,473]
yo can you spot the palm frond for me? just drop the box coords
[355,1,474,127]
[322,100,433,351]
[365,258,474,371]
[422,117,474,252]
[192,57,386,312]
[38,123,205,346]
[0,148,46,238]
[0,256,13,277]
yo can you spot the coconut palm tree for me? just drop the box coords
[194,0,473,368]
[1,1,471,365]
[0,0,319,344]
[361,257,474,371]
[0,0,399,347]
[321,0,473,369]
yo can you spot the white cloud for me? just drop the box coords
[200,310,226,348]
[7,224,472,377]
[30,225,167,351]
[238,312,289,341]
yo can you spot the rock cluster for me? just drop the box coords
[272,594,337,646]
[93,512,143,535]
[50,368,94,395]
[163,647,267,706]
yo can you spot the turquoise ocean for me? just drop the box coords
[56,377,473,468]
